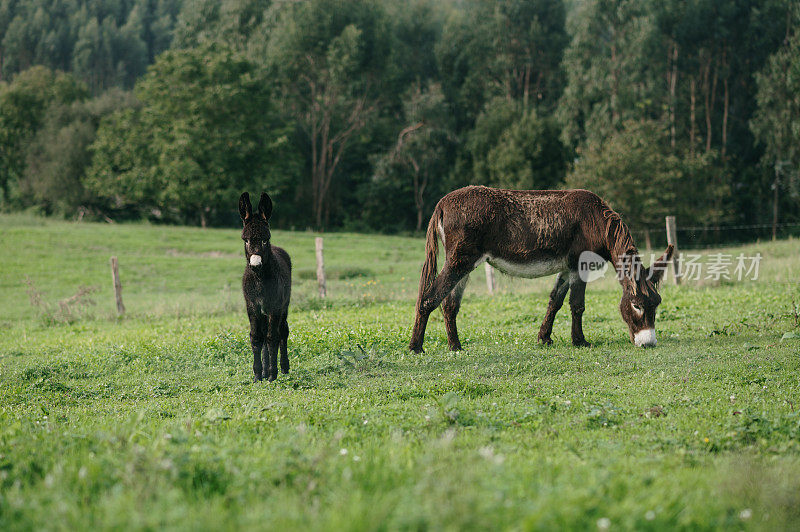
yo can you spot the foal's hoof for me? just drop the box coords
[253,375,262,383]
[409,343,425,354]
[448,343,462,352]
[572,339,592,348]
[538,335,553,346]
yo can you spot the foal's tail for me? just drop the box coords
[415,203,442,311]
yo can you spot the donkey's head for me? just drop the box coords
[239,192,273,270]
[618,245,673,347]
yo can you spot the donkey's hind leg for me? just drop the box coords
[538,272,569,345]
[568,273,591,347]
[442,274,470,351]
[410,256,479,353]
[279,312,289,374]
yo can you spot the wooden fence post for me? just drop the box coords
[484,262,496,295]
[110,256,125,315]
[315,237,327,297]
[665,216,681,285]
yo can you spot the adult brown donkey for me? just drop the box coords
[409,186,673,352]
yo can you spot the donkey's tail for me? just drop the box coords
[415,203,442,311]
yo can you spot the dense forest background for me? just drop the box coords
[1,0,799,235]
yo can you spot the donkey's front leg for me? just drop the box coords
[568,273,591,347]
[248,309,265,382]
[279,312,289,374]
[538,272,569,345]
[263,313,282,381]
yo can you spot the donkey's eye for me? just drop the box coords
[632,303,644,317]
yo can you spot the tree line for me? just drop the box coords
[1,0,798,233]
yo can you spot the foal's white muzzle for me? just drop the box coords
[249,255,262,267]
[634,328,657,347]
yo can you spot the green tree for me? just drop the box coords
[267,0,391,228]
[21,89,137,214]
[565,120,723,233]
[86,44,299,226]
[484,110,566,190]
[437,0,567,131]
[557,0,655,149]
[370,82,455,231]
[751,15,800,199]
[0,65,86,205]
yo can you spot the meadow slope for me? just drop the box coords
[1,214,800,530]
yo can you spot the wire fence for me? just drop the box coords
[631,221,800,250]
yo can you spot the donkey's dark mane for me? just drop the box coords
[602,204,658,296]
[602,205,637,262]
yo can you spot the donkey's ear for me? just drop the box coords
[647,244,674,285]
[239,192,252,222]
[258,192,272,221]
[618,252,640,295]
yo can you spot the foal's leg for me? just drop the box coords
[409,255,479,353]
[568,273,590,347]
[441,274,470,351]
[279,312,289,374]
[264,313,282,381]
[248,308,265,382]
[538,272,570,345]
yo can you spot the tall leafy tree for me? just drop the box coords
[267,0,391,228]
[0,65,86,204]
[21,88,137,214]
[566,120,723,232]
[370,82,455,230]
[437,0,568,132]
[484,110,566,190]
[557,0,655,149]
[86,44,299,226]
[751,9,800,220]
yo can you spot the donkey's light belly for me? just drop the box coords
[484,255,567,278]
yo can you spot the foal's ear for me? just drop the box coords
[239,192,252,222]
[258,192,273,221]
[647,244,674,285]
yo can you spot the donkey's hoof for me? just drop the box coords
[538,335,553,346]
[281,367,289,375]
[448,344,462,352]
[572,339,592,348]
[253,375,262,383]
[409,344,425,354]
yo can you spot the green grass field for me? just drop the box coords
[1,214,800,530]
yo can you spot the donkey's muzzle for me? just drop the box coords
[633,328,657,347]
[249,255,263,267]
